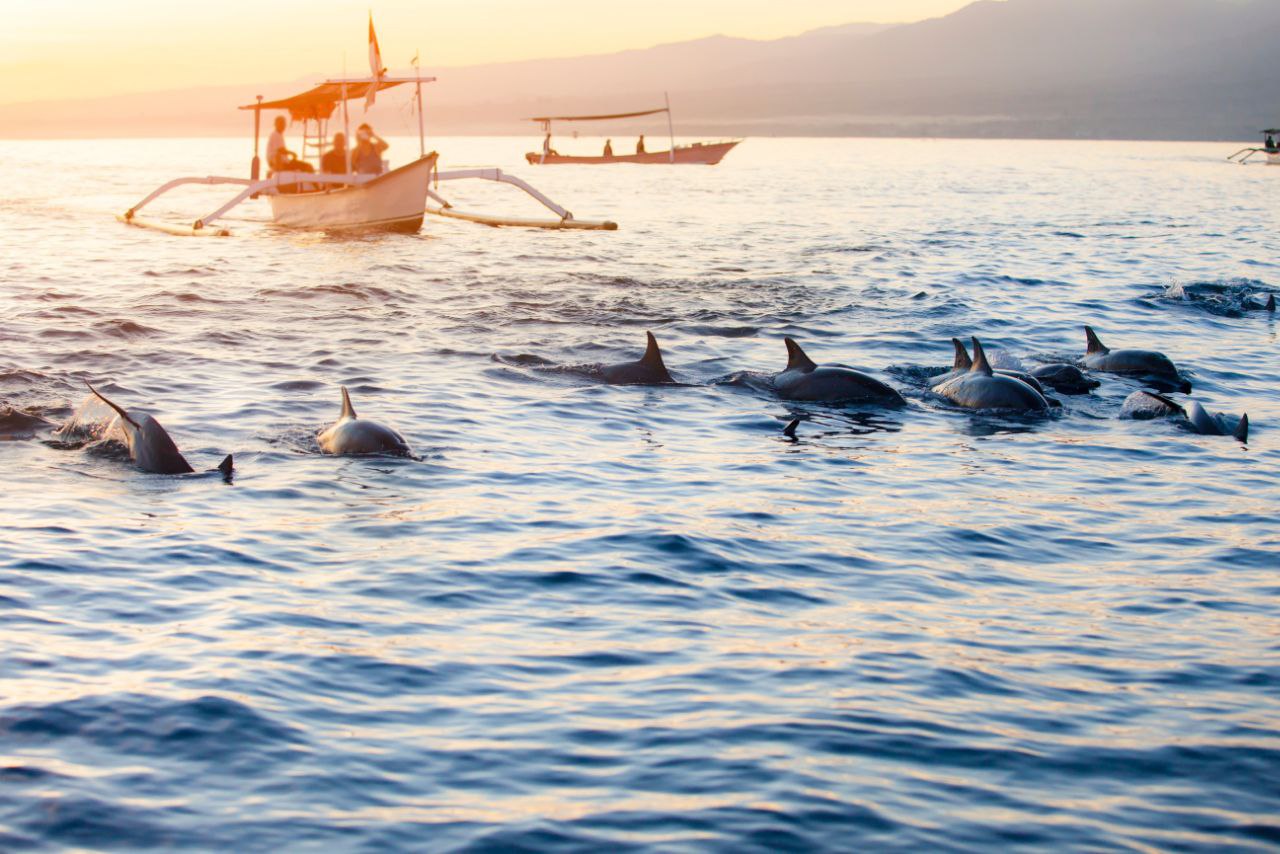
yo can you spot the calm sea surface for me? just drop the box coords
[1,137,1277,851]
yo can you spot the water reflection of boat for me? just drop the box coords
[1227,128,1280,166]
[525,95,742,166]
[119,23,617,236]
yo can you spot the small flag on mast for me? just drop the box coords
[366,12,386,111]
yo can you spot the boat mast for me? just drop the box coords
[342,82,352,173]
[414,50,426,159]
[251,95,263,180]
[664,91,675,163]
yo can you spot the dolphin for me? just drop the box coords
[1121,391,1248,441]
[927,338,975,388]
[1031,363,1100,395]
[317,387,410,456]
[0,406,54,440]
[773,338,906,406]
[1187,401,1249,442]
[86,383,231,475]
[934,338,1049,411]
[1083,325,1191,393]
[930,339,1051,396]
[598,332,675,385]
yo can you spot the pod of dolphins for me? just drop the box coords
[21,320,1252,477]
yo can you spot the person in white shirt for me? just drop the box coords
[266,116,291,172]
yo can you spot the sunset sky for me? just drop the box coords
[6,0,974,105]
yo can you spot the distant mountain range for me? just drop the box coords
[3,0,1277,140]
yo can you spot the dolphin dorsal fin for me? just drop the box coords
[1146,391,1185,416]
[951,338,972,371]
[218,454,234,478]
[642,331,667,370]
[969,337,994,376]
[1235,413,1249,443]
[783,418,799,439]
[1267,294,1276,313]
[784,338,817,372]
[1084,325,1109,355]
[86,382,140,430]
[340,387,357,419]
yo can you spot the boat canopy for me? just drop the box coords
[1263,128,1280,134]
[241,80,409,121]
[528,107,669,123]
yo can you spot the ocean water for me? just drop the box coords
[1,136,1278,851]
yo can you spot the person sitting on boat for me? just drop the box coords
[541,133,559,158]
[321,132,348,174]
[603,139,613,157]
[636,134,646,155]
[1267,133,1277,153]
[353,123,389,175]
[266,115,312,175]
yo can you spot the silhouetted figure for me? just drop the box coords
[266,115,312,174]
[603,139,613,157]
[1267,134,1277,153]
[321,132,348,173]
[353,123,389,175]
[636,134,646,155]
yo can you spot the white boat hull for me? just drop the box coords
[268,155,437,231]
[1270,152,1280,166]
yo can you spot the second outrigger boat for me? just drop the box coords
[525,94,741,166]
[1227,129,1280,166]
[120,24,616,236]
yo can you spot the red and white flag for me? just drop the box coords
[365,13,386,111]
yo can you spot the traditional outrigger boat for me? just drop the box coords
[120,45,616,236]
[525,94,741,166]
[1227,129,1280,166]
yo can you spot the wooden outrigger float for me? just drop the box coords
[1227,129,1280,166]
[525,94,741,166]
[120,32,616,236]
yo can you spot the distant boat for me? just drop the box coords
[525,94,742,166]
[1227,128,1280,166]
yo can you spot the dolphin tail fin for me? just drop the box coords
[85,382,140,430]
[951,338,972,371]
[1235,413,1249,443]
[217,454,234,477]
[1267,294,1276,313]
[784,338,817,372]
[1084,325,1108,355]
[969,337,994,376]
[340,387,357,419]
[783,418,799,439]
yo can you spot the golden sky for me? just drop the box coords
[4,0,973,105]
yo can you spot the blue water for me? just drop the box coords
[1,137,1278,851]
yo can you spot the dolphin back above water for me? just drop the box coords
[1031,363,1100,395]
[1187,401,1249,442]
[1121,391,1248,442]
[598,332,675,385]
[773,338,906,405]
[934,338,1049,412]
[930,338,1050,396]
[318,387,411,456]
[87,384,197,474]
[1083,325,1190,392]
